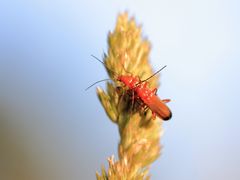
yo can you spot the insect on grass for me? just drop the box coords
[86,55,172,121]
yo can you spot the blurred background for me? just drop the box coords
[0,0,240,179]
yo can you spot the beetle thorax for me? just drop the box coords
[118,75,139,89]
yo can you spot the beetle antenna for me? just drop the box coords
[85,78,112,91]
[141,65,167,82]
[91,55,118,77]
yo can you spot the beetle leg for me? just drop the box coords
[152,88,157,94]
[129,90,135,114]
[162,99,171,103]
[152,111,156,120]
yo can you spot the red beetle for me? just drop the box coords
[117,75,172,120]
[87,55,172,120]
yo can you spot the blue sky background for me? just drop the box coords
[0,0,240,179]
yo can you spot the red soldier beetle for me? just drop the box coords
[117,74,172,120]
[86,55,172,121]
